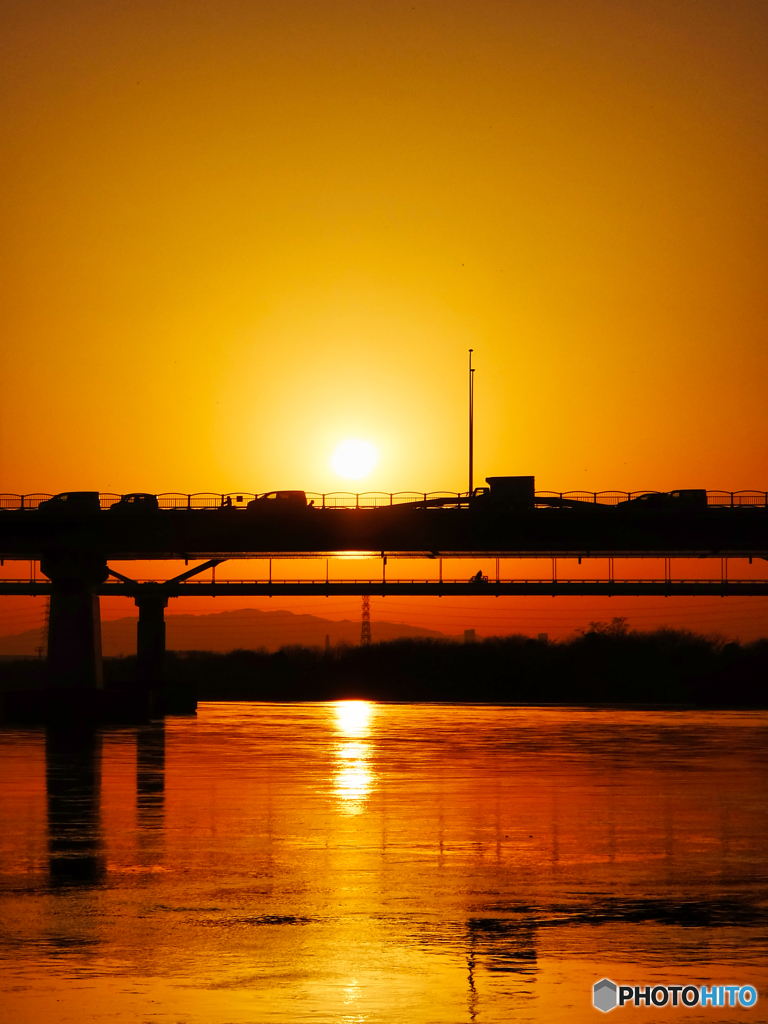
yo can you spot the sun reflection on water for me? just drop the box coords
[339,978,366,1024]
[332,701,376,813]
[334,700,374,738]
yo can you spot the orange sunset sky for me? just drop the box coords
[1,0,767,641]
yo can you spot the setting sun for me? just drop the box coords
[331,440,378,481]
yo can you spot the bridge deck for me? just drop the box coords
[1,506,768,559]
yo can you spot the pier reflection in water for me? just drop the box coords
[46,725,105,887]
[0,703,767,1023]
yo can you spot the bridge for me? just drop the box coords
[1,478,767,714]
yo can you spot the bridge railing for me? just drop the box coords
[1,489,767,510]
[3,576,768,588]
[535,490,768,507]
[536,490,652,505]
[706,490,768,506]
[155,492,259,509]
[306,491,465,508]
[0,493,56,510]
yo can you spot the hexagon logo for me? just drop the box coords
[593,978,618,1013]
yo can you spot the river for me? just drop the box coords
[1,703,766,1022]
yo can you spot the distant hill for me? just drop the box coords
[0,607,450,657]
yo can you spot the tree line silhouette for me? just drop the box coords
[1,620,764,705]
[110,618,768,705]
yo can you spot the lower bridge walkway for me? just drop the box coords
[2,576,768,597]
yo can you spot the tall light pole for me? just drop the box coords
[468,349,475,495]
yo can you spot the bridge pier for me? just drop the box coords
[41,553,108,689]
[134,595,196,713]
[135,594,168,686]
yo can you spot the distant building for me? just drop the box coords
[464,629,476,643]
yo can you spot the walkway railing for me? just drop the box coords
[1,575,766,587]
[2,577,768,601]
[1,490,767,511]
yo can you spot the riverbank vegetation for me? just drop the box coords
[1,620,764,704]
[112,619,768,705]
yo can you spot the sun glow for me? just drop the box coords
[331,439,378,480]
[333,700,373,738]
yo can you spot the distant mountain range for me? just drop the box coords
[0,607,450,657]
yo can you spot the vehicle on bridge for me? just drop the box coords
[38,491,102,514]
[109,493,159,512]
[617,489,708,510]
[246,490,312,511]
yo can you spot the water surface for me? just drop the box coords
[1,703,766,1022]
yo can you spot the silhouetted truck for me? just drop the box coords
[485,476,536,506]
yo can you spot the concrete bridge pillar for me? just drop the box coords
[135,594,168,686]
[40,553,108,689]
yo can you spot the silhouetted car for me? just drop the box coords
[109,493,159,512]
[616,489,708,510]
[246,491,312,510]
[38,491,102,513]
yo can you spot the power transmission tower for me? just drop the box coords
[36,596,50,659]
[361,594,371,645]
